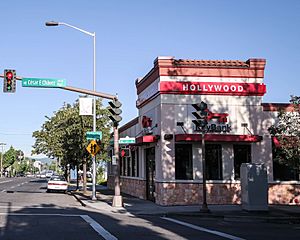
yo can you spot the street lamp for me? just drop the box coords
[0,143,6,178]
[45,21,97,200]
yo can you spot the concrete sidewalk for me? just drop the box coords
[70,186,300,223]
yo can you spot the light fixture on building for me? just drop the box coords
[241,123,253,135]
[177,122,187,134]
[164,134,173,140]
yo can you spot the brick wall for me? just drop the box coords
[107,176,300,206]
[269,183,300,204]
[156,182,241,205]
[107,175,146,199]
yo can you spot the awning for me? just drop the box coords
[135,135,159,145]
[175,134,263,142]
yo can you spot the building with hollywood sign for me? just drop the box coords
[107,56,300,206]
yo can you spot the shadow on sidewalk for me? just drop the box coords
[70,185,300,223]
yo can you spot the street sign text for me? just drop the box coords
[22,78,66,88]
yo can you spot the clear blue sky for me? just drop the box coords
[0,0,299,157]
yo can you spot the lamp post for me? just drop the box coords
[0,143,6,177]
[46,21,97,200]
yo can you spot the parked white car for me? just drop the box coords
[47,175,68,193]
[46,170,54,178]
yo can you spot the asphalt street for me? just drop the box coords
[0,177,299,240]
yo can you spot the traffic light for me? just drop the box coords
[107,99,122,126]
[192,101,209,130]
[3,69,16,93]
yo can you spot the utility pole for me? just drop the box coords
[0,143,6,177]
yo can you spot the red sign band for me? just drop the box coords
[159,81,266,96]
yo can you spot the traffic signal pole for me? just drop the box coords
[0,75,117,100]
[192,101,210,213]
[1,74,122,204]
[201,131,209,213]
[112,124,123,207]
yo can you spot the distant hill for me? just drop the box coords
[30,157,54,165]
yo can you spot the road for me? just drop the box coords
[0,177,299,240]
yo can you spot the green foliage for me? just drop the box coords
[49,161,57,171]
[268,95,300,173]
[14,161,29,174]
[32,98,112,172]
[96,164,107,184]
[3,146,17,169]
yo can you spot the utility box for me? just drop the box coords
[241,163,268,211]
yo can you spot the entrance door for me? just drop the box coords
[145,147,156,202]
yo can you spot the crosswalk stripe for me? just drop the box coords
[162,217,245,240]
[0,213,118,240]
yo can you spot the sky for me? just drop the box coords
[0,0,299,157]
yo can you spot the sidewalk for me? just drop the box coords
[70,186,300,223]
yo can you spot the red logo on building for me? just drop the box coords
[142,116,152,128]
[207,111,228,123]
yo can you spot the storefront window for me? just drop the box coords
[175,144,193,180]
[120,149,139,177]
[127,156,131,176]
[131,150,139,177]
[272,142,300,181]
[206,144,222,180]
[233,144,251,179]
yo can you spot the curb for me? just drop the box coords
[167,211,300,224]
[70,191,86,207]
[70,191,300,223]
[224,215,300,224]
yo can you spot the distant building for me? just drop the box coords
[108,56,299,205]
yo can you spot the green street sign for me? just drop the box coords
[86,131,102,140]
[109,137,136,145]
[119,137,135,144]
[22,78,67,88]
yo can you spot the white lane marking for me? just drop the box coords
[0,181,30,191]
[0,180,13,184]
[0,213,79,217]
[0,213,118,240]
[162,217,246,240]
[0,206,67,209]
[81,215,118,240]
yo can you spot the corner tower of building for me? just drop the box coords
[134,56,270,205]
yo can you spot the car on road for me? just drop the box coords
[47,175,68,193]
[16,172,25,177]
[46,170,54,178]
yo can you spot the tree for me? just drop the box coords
[269,95,300,180]
[3,146,17,169]
[32,98,112,189]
